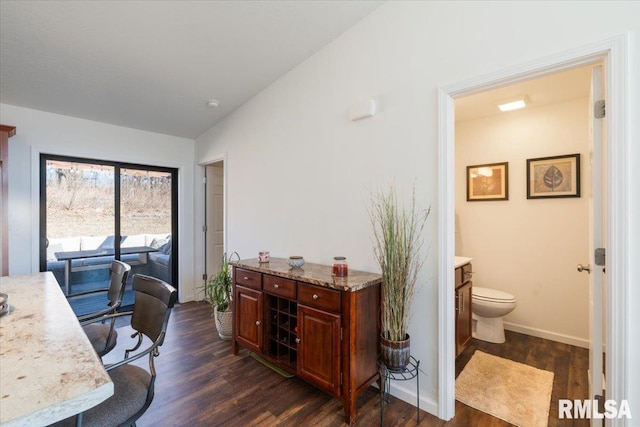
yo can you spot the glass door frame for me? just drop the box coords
[39,154,179,289]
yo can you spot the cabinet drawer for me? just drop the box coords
[235,268,262,290]
[455,264,473,288]
[263,275,296,299]
[462,263,473,283]
[298,283,341,313]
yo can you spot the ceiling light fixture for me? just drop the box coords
[496,95,528,112]
[207,99,220,108]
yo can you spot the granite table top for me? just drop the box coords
[232,258,382,292]
[0,272,113,426]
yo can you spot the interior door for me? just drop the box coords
[588,64,605,423]
[205,162,224,278]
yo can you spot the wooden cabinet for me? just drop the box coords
[234,284,263,353]
[455,263,473,357]
[231,259,381,424]
[298,304,341,395]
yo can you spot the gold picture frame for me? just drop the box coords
[466,162,508,201]
[526,153,580,199]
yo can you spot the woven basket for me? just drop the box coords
[214,306,233,340]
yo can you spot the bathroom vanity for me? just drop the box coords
[230,258,381,425]
[454,257,473,357]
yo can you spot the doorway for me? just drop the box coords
[437,36,628,422]
[454,65,594,347]
[452,64,596,420]
[204,160,225,279]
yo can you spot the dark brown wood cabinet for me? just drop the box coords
[234,285,263,353]
[455,263,473,357]
[231,259,381,424]
[298,304,341,396]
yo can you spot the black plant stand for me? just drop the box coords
[378,356,420,426]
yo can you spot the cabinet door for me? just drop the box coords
[456,282,472,356]
[235,285,263,353]
[297,305,341,396]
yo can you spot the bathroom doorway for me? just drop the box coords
[454,65,594,348]
[437,36,628,422]
[452,64,597,420]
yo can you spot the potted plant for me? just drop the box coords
[371,186,429,370]
[204,252,240,340]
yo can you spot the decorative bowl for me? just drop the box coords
[288,256,305,269]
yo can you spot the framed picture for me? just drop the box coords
[526,153,580,199]
[466,162,508,201]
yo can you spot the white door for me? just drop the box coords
[587,64,605,425]
[205,162,225,277]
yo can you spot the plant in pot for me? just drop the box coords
[371,186,429,370]
[204,252,240,340]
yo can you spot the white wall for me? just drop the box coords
[456,98,590,346]
[194,1,640,417]
[0,104,198,302]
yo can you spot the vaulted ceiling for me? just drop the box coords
[0,1,382,139]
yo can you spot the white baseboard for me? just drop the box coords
[503,321,589,349]
[382,381,438,418]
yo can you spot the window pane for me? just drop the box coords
[120,168,173,285]
[45,160,115,306]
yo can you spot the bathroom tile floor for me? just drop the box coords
[454,330,590,427]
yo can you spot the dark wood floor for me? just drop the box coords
[455,330,589,427]
[104,302,589,426]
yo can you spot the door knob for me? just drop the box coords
[577,264,591,273]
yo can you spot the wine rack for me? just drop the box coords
[265,294,298,368]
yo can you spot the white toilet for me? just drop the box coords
[471,286,517,343]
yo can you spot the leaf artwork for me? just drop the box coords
[543,165,563,191]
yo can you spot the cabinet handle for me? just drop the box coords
[243,276,249,280]
[295,338,300,344]
[274,284,279,288]
[255,320,261,326]
[455,295,459,313]
[312,294,319,300]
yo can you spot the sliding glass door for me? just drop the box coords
[40,155,177,313]
[120,166,176,290]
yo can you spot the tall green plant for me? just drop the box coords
[204,252,240,312]
[371,186,429,341]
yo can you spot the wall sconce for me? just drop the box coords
[349,99,376,121]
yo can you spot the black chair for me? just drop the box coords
[54,274,178,427]
[68,260,131,357]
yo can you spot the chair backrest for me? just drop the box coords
[107,260,131,307]
[130,274,177,345]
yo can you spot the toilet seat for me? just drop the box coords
[472,286,516,303]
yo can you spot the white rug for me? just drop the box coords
[456,351,554,427]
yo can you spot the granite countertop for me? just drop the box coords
[232,258,381,292]
[0,272,113,426]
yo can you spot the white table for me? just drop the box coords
[0,272,113,426]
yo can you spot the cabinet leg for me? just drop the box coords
[343,395,356,425]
